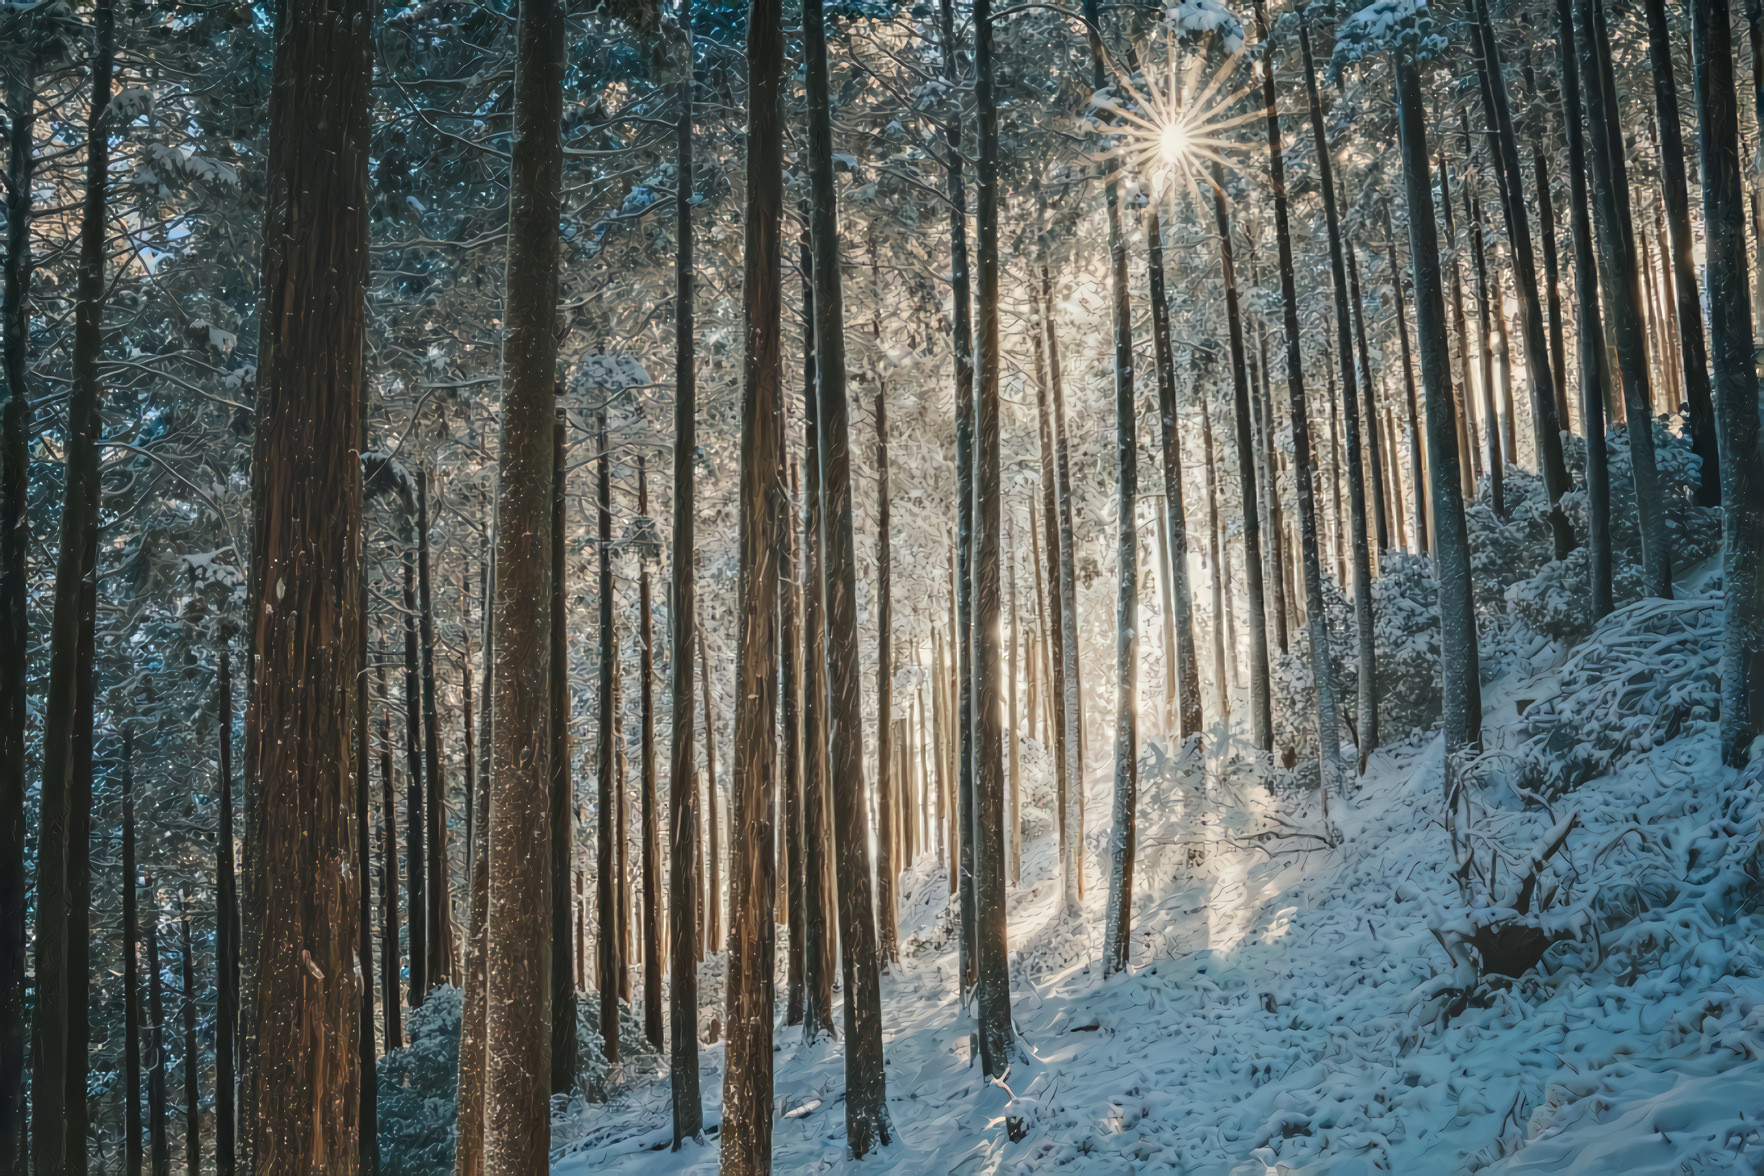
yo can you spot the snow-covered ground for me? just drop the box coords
[555,593,1764,1174]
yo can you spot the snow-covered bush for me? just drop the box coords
[1512,594,1720,797]
[377,985,462,1176]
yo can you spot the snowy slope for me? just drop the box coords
[554,593,1764,1174]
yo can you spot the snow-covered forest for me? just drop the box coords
[5,0,1764,1166]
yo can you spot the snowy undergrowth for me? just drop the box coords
[553,597,1764,1174]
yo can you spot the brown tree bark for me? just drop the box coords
[239,0,372,1159]
[596,410,620,1064]
[481,0,564,1154]
[638,457,664,1051]
[216,646,241,1172]
[417,468,454,988]
[401,549,428,1004]
[551,412,578,1090]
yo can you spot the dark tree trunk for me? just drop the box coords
[782,458,805,1024]
[374,655,403,1057]
[1044,277,1086,913]
[238,0,372,1159]
[638,458,664,1052]
[401,549,428,1004]
[416,471,453,989]
[1345,232,1391,555]
[1556,0,1613,620]
[722,0,787,1156]
[1469,0,1576,558]
[799,250,836,1040]
[1644,0,1718,505]
[1697,0,1764,763]
[1381,206,1428,554]
[935,0,978,995]
[1301,20,1378,770]
[356,594,378,1175]
[1437,145,1480,498]
[668,10,703,1138]
[31,2,113,1163]
[551,413,579,1088]
[1577,0,1673,595]
[1253,0,1343,803]
[1394,49,1481,757]
[1030,299,1072,838]
[455,488,495,1172]
[481,0,563,1154]
[124,734,143,1176]
[1216,170,1272,751]
[875,377,897,965]
[147,907,168,1176]
[805,0,890,1149]
[1460,147,1504,517]
[0,60,33,1166]
[596,409,620,1065]
[971,0,1016,1071]
[178,894,200,1176]
[699,624,720,955]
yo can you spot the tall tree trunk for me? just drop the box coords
[124,733,143,1176]
[178,893,200,1176]
[668,10,704,1136]
[356,595,379,1176]
[1382,206,1428,554]
[637,457,664,1051]
[1031,307,1073,828]
[1461,150,1504,517]
[805,0,890,1149]
[147,906,168,1176]
[971,0,1017,1066]
[699,624,720,954]
[1346,232,1391,555]
[1143,212,1203,742]
[1302,21,1378,770]
[1048,286,1086,914]
[31,1,113,1162]
[0,60,33,1167]
[1394,47,1481,757]
[375,655,403,1059]
[481,0,563,1155]
[782,457,805,1021]
[1216,170,1272,749]
[551,413,578,1088]
[595,410,620,1064]
[401,549,428,1004]
[1200,387,1229,713]
[1577,0,1673,595]
[417,469,453,987]
[1469,0,1575,558]
[934,0,978,994]
[215,644,240,1172]
[1008,528,1021,886]
[1698,0,1764,763]
[1254,0,1343,803]
[1437,146,1480,498]
[875,378,897,965]
[798,252,835,1040]
[1557,0,1613,620]
[239,0,371,1159]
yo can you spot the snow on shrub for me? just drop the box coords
[377,985,462,1176]
[1512,594,1720,798]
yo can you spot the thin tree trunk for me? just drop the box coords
[481,0,563,1154]
[30,1,113,1161]
[799,251,835,1040]
[1200,388,1229,714]
[1557,0,1613,620]
[356,594,378,1176]
[147,906,168,1176]
[1383,205,1428,554]
[1216,171,1272,748]
[875,377,896,964]
[401,549,428,1004]
[1645,0,1718,504]
[1394,46,1481,757]
[239,0,371,1158]
[124,734,143,1176]
[783,458,805,1020]
[699,624,720,955]
[1346,231,1390,555]
[1469,0,1575,557]
[376,655,403,1060]
[216,645,240,1171]
[1302,20,1378,769]
[1048,288,1086,915]
[1698,0,1764,764]
[1462,150,1504,517]
[1031,311,1072,821]
[595,410,620,1064]
[1008,526,1021,887]
[178,894,200,1176]
[1578,0,1673,595]
[971,0,1017,1065]
[668,17,704,1127]
[552,413,579,1086]
[416,468,453,987]
[1254,0,1343,805]
[637,457,664,1051]
[806,0,890,1145]
[1438,145,1480,498]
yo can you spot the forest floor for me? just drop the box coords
[553,593,1764,1174]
